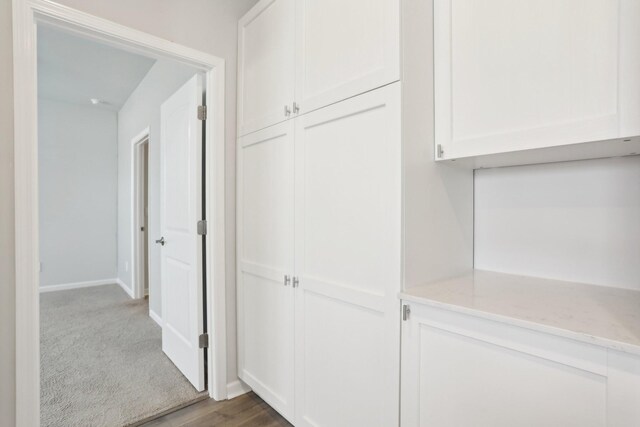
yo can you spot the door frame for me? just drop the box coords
[132,128,150,300]
[12,1,229,424]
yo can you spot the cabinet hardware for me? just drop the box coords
[284,105,292,117]
[402,304,411,321]
[284,275,291,286]
[293,102,300,114]
[436,144,444,159]
[155,237,165,246]
[292,277,299,288]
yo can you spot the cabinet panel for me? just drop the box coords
[237,121,295,421]
[294,84,401,427]
[435,0,640,161]
[238,0,295,136]
[401,303,610,427]
[295,0,400,114]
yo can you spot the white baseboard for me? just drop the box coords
[149,309,162,328]
[116,279,135,299]
[39,279,118,293]
[227,379,252,399]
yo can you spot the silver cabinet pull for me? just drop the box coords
[292,277,299,288]
[284,275,291,286]
[284,105,291,117]
[155,237,165,246]
[293,102,300,114]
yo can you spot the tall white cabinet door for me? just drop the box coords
[237,121,295,422]
[238,0,295,136]
[293,84,402,427]
[294,0,400,115]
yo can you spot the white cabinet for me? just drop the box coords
[237,120,295,421]
[294,0,400,115]
[237,0,295,136]
[237,0,400,136]
[434,0,640,162]
[400,302,640,427]
[293,84,401,427]
[237,83,402,426]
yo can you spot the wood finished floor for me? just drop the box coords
[139,392,292,427]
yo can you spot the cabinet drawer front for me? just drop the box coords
[238,0,295,136]
[295,0,400,115]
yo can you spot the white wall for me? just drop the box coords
[475,156,640,290]
[38,98,118,287]
[0,0,16,423]
[117,59,197,316]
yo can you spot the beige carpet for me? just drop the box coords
[40,284,206,427]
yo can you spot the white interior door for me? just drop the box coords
[160,74,205,391]
[237,120,296,422]
[294,84,401,426]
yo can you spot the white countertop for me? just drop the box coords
[400,270,640,356]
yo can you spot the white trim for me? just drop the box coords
[226,380,252,400]
[149,309,163,328]
[39,279,118,293]
[116,278,135,299]
[131,128,150,300]
[13,3,229,424]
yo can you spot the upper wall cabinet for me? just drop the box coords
[238,0,295,137]
[238,0,400,136]
[434,0,640,163]
[294,0,400,115]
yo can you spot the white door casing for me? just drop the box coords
[237,120,296,421]
[293,83,402,426]
[160,74,205,391]
[237,0,296,136]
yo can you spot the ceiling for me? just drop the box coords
[38,25,156,111]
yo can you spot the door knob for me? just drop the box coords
[155,237,165,246]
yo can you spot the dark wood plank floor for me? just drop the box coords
[139,392,292,427]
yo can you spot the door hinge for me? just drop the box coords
[402,304,411,321]
[197,220,207,235]
[199,333,209,348]
[197,105,207,121]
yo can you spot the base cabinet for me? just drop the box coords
[400,302,640,427]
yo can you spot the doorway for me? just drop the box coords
[133,132,150,301]
[13,1,229,425]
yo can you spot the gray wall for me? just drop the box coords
[0,0,16,423]
[2,2,259,417]
[475,156,640,290]
[117,59,197,316]
[39,98,118,287]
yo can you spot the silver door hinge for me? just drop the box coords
[198,105,207,121]
[199,333,209,348]
[402,304,411,321]
[436,144,444,159]
[197,220,207,235]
